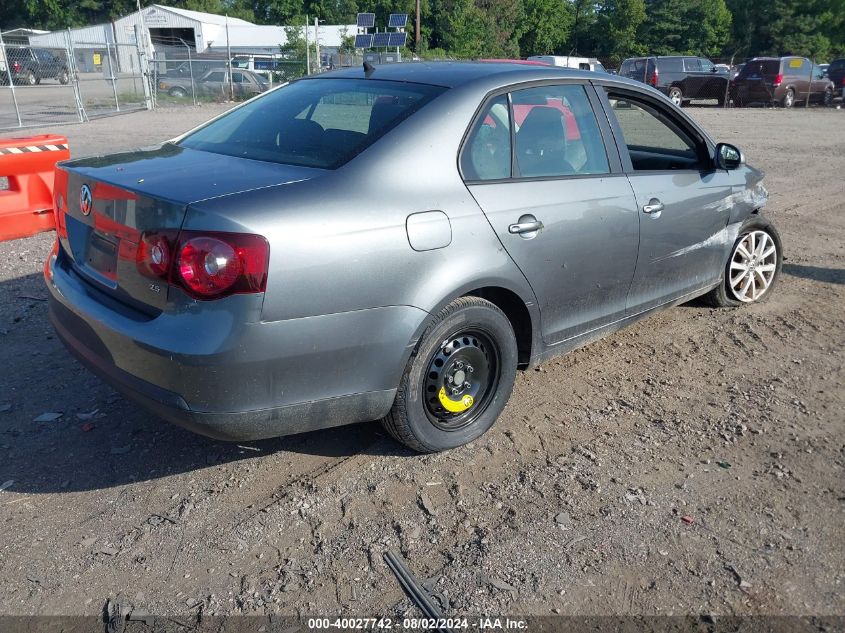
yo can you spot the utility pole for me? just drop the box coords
[314,17,320,72]
[305,15,310,75]
[415,0,421,50]
[225,15,233,100]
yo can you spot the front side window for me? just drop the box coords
[205,71,226,82]
[699,58,715,72]
[179,78,447,169]
[607,92,703,171]
[511,84,609,178]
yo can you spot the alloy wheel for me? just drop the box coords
[728,230,778,303]
[422,330,500,431]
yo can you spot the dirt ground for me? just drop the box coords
[0,103,843,625]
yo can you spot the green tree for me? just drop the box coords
[519,0,572,56]
[638,0,731,57]
[591,0,647,63]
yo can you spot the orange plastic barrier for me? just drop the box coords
[0,134,70,242]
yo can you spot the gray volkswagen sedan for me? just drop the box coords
[45,62,781,452]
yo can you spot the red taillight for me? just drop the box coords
[137,230,269,300]
[650,69,658,86]
[773,73,783,87]
[13,61,21,73]
[137,232,173,279]
[841,76,845,86]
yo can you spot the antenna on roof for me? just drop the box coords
[363,60,376,76]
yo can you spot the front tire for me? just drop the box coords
[58,70,69,84]
[169,87,187,98]
[382,296,518,453]
[704,215,783,308]
[781,88,795,108]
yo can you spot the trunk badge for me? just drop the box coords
[80,184,92,216]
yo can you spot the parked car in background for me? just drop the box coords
[527,56,607,73]
[730,57,834,107]
[158,68,269,99]
[45,63,780,452]
[3,47,69,85]
[828,59,845,97]
[731,63,745,80]
[619,56,729,106]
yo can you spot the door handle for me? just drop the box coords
[508,220,544,234]
[642,199,664,214]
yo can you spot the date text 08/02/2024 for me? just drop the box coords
[307,618,529,630]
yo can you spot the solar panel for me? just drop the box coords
[354,33,373,48]
[372,32,392,47]
[356,13,375,28]
[388,13,408,28]
[388,32,407,47]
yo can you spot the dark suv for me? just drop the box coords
[4,47,69,85]
[619,56,730,106]
[730,57,834,107]
[828,59,845,98]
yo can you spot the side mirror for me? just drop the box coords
[715,143,745,170]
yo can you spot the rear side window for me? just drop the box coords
[461,95,511,181]
[660,58,683,72]
[179,78,446,169]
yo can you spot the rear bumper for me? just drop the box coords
[46,251,425,441]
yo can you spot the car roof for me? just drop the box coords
[308,61,642,91]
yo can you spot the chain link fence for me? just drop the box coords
[0,33,150,130]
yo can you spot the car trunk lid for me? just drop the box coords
[55,143,322,314]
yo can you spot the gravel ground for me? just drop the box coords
[0,104,843,623]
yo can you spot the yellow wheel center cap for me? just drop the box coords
[438,387,474,413]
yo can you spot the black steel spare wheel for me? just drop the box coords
[423,330,499,431]
[382,296,518,453]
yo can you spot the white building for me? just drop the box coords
[28,5,354,73]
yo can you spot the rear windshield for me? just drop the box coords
[620,58,654,78]
[178,78,447,169]
[737,60,781,78]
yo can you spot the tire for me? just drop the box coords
[23,70,36,86]
[668,86,683,107]
[58,70,69,85]
[382,296,518,453]
[704,215,783,308]
[169,87,187,98]
[781,88,794,108]
[35,77,41,85]
[823,88,833,107]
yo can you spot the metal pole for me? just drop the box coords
[314,17,321,73]
[805,57,813,109]
[225,16,234,100]
[0,31,22,127]
[66,29,87,122]
[305,16,311,76]
[187,41,196,105]
[106,40,120,111]
[134,24,153,110]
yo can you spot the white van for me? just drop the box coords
[527,55,607,73]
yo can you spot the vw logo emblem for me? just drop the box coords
[80,184,92,216]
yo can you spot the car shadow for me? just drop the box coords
[783,263,845,285]
[0,272,413,495]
